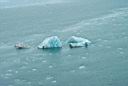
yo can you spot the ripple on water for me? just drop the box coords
[14,79,21,84]
[97,38,102,41]
[103,40,109,43]
[8,85,14,86]
[98,44,103,47]
[124,36,128,39]
[46,76,54,80]
[49,53,53,56]
[117,48,123,50]
[121,32,126,35]
[15,71,19,74]
[27,81,32,85]
[38,81,43,85]
[48,65,53,68]
[32,68,37,71]
[46,75,57,84]
[70,70,76,73]
[51,80,57,83]
[81,57,87,59]
[19,66,27,70]
[26,81,32,86]
[117,48,125,55]
[119,51,124,55]
[76,32,81,35]
[0,74,4,78]
[106,46,111,49]
[23,62,29,65]
[79,65,86,70]
[5,73,13,77]
[2,73,13,79]
[42,60,47,63]
[7,69,13,72]
[67,54,72,57]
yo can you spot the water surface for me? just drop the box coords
[0,0,128,86]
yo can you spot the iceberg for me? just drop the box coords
[67,36,91,44]
[38,36,62,49]
[67,36,91,48]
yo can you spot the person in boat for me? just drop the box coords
[85,42,88,48]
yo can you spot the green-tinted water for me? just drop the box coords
[0,0,128,86]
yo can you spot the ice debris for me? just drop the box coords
[15,43,30,49]
[38,36,62,49]
[67,36,91,48]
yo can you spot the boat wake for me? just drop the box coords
[0,0,68,9]
[61,7,128,32]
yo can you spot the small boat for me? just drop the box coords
[15,43,30,49]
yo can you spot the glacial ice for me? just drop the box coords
[38,36,62,49]
[67,36,91,48]
[67,36,91,43]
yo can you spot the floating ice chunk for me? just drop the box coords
[67,36,91,43]
[51,80,57,83]
[46,76,53,80]
[32,68,37,71]
[67,36,91,48]
[38,36,62,49]
[79,65,86,69]
[15,43,30,49]
[81,57,87,59]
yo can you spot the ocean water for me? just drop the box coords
[0,0,128,86]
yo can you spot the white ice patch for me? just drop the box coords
[46,76,54,80]
[38,36,62,49]
[81,57,87,59]
[67,36,91,43]
[48,65,53,68]
[79,65,85,70]
[32,68,37,71]
[67,36,91,48]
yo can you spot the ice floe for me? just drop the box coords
[67,36,91,48]
[38,36,62,49]
[79,65,86,69]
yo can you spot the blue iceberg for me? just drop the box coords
[38,36,62,49]
[67,36,91,48]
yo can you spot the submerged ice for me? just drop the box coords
[38,36,62,49]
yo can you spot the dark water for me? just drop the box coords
[0,0,128,86]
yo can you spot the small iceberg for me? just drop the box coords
[15,43,30,49]
[67,36,91,48]
[38,36,62,49]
